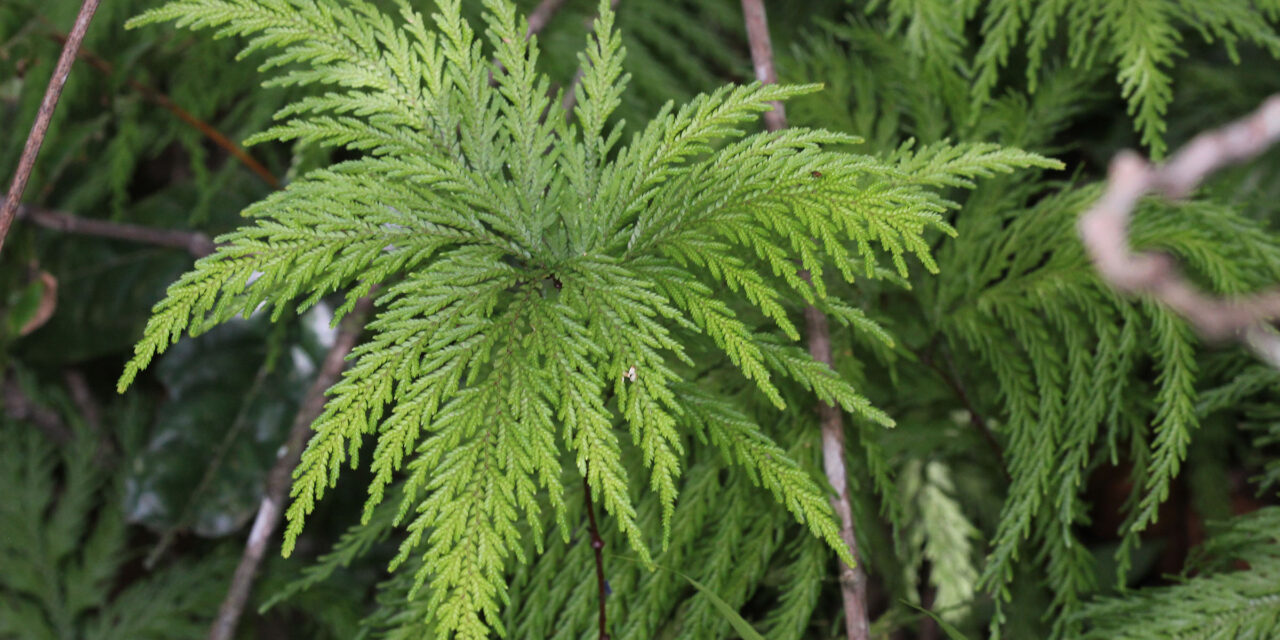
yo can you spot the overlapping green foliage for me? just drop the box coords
[870,0,1280,156]
[117,0,1051,636]
[787,10,1280,639]
[7,0,1280,638]
[0,395,234,640]
[1080,507,1280,639]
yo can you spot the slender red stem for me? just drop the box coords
[44,31,280,189]
[583,474,610,640]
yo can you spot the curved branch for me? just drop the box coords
[583,473,611,640]
[1078,95,1280,366]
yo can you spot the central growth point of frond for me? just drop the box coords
[120,0,1056,635]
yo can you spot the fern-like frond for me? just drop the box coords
[0,412,233,639]
[1080,508,1280,639]
[122,0,1053,634]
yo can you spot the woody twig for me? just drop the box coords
[1079,95,1280,366]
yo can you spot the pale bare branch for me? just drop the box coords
[1078,95,1280,366]
[740,2,870,638]
[207,296,374,640]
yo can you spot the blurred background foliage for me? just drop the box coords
[5,0,1280,638]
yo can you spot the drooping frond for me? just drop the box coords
[941,185,1280,635]
[1079,508,1280,639]
[899,460,981,624]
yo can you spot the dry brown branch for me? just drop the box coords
[207,296,374,640]
[739,2,869,638]
[0,0,102,255]
[9,199,215,257]
[740,0,786,132]
[1078,94,1280,366]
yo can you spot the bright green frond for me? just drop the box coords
[123,0,1052,635]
